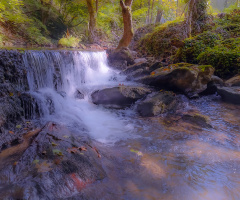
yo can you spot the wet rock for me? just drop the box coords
[126,68,150,81]
[211,75,224,86]
[91,86,152,109]
[74,90,84,99]
[149,62,164,72]
[107,48,134,70]
[199,75,224,96]
[0,123,106,199]
[134,58,147,64]
[217,86,240,104]
[58,91,67,98]
[181,111,212,128]
[137,63,214,97]
[225,75,240,87]
[137,91,177,117]
[122,61,149,75]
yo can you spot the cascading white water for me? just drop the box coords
[23,50,133,143]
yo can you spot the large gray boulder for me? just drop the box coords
[91,86,152,109]
[137,63,214,97]
[137,91,177,117]
[217,86,240,104]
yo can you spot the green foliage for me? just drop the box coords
[174,9,240,78]
[58,36,80,48]
[197,40,240,78]
[177,31,221,63]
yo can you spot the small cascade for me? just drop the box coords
[22,50,131,143]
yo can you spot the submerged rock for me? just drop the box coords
[181,111,212,128]
[137,63,214,97]
[74,90,84,99]
[91,86,152,109]
[137,91,177,117]
[217,86,240,104]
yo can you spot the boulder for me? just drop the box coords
[199,75,224,96]
[91,86,152,109]
[122,62,149,75]
[149,62,164,72]
[107,48,134,70]
[181,111,212,128]
[137,91,177,117]
[126,68,150,81]
[217,86,240,104]
[137,63,214,97]
[225,75,240,87]
[134,58,147,64]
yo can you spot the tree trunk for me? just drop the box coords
[146,0,151,24]
[150,0,155,23]
[155,9,163,23]
[116,0,134,49]
[186,0,207,37]
[86,0,97,43]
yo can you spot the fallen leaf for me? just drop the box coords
[54,158,63,165]
[151,72,156,76]
[36,161,53,173]
[79,146,87,151]
[63,135,69,139]
[13,162,18,166]
[51,142,58,146]
[53,149,63,156]
[33,160,40,164]
[9,92,14,97]
[67,147,79,154]
[16,125,22,129]
[130,149,143,156]
[9,131,14,134]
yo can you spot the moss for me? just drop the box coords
[197,65,212,72]
[137,20,185,58]
[197,46,240,78]
[176,31,221,64]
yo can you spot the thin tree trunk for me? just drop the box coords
[116,0,134,49]
[146,0,151,24]
[96,0,99,15]
[150,0,155,23]
[186,0,207,37]
[155,9,163,23]
[86,0,97,43]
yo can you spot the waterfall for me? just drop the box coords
[22,50,131,143]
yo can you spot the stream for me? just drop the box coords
[1,50,240,200]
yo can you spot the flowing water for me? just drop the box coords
[12,50,240,199]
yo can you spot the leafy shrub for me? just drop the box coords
[176,31,221,63]
[58,36,80,48]
[197,46,240,78]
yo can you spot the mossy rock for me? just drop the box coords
[137,63,214,97]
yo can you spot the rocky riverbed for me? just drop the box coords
[0,49,240,199]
